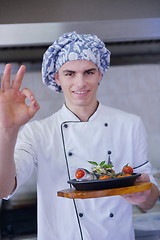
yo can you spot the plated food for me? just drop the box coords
[75,161,134,181]
[68,174,141,191]
[67,161,140,191]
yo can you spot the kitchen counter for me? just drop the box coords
[2,235,37,240]
[0,199,37,240]
[133,199,160,240]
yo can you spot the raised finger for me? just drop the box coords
[12,65,26,91]
[1,64,12,91]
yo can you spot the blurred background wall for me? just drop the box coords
[0,0,160,197]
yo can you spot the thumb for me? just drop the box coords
[136,173,150,183]
[28,97,40,117]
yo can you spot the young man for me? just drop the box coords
[0,32,159,240]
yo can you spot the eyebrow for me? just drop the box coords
[62,68,97,73]
[63,70,75,74]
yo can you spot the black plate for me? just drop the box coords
[67,173,141,191]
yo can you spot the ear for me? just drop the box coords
[98,71,102,82]
[55,72,61,86]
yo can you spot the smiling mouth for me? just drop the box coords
[73,90,90,94]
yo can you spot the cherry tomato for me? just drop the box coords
[99,175,111,180]
[75,169,85,179]
[122,164,133,174]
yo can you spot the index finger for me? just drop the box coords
[1,64,12,91]
[12,65,26,91]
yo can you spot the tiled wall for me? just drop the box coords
[98,64,160,170]
[0,63,160,196]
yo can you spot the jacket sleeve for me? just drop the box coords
[133,117,158,186]
[4,123,38,199]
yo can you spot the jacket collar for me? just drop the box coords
[59,102,103,122]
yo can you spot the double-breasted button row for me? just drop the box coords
[78,212,114,218]
[63,123,108,128]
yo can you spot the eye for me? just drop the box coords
[64,72,74,77]
[86,70,94,75]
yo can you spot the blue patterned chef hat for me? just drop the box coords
[42,31,111,92]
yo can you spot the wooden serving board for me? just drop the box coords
[57,182,152,199]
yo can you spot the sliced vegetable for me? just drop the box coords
[99,175,112,180]
[117,173,132,178]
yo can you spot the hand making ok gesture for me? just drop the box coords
[0,64,40,130]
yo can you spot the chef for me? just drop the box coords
[0,32,159,240]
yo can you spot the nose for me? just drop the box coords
[74,73,86,88]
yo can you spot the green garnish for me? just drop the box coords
[102,164,113,169]
[99,161,106,166]
[88,161,98,166]
[88,160,113,169]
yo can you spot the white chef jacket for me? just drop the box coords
[9,103,156,240]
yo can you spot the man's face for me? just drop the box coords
[55,60,102,111]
